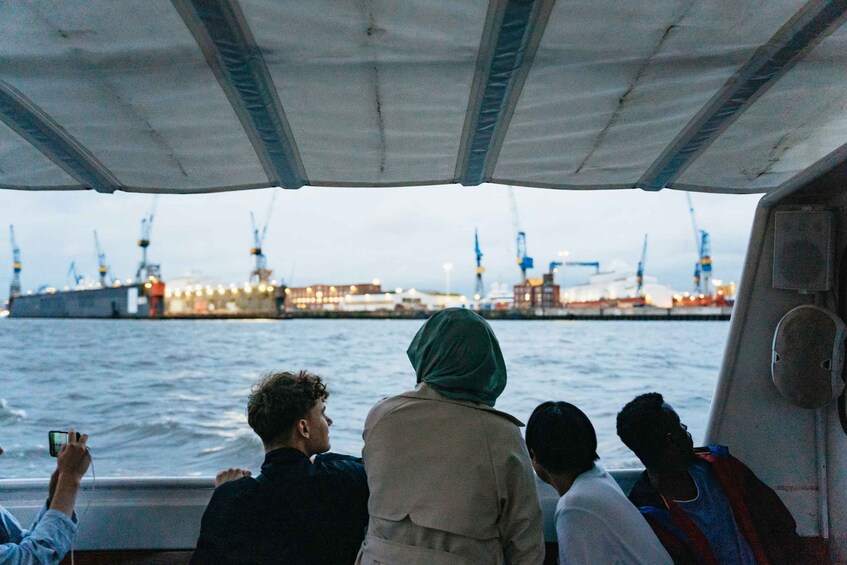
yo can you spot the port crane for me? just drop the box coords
[474,228,485,301]
[565,261,600,274]
[507,186,533,282]
[548,261,563,280]
[68,261,84,286]
[636,234,648,297]
[94,230,110,286]
[135,197,161,282]
[250,192,277,285]
[685,193,712,296]
[9,225,21,298]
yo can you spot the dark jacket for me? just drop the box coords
[628,445,803,565]
[192,448,369,565]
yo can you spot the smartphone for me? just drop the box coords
[48,431,81,457]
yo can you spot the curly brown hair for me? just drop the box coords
[247,370,329,444]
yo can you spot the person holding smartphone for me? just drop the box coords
[1,427,91,564]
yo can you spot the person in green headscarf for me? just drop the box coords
[357,308,544,565]
[407,307,507,406]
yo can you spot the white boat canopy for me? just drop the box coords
[1,0,846,195]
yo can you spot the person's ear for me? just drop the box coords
[296,418,310,439]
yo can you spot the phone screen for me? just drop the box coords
[48,431,80,457]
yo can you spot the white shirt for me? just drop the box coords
[556,464,673,565]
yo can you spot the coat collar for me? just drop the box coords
[396,383,524,426]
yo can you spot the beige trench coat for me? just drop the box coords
[357,383,544,565]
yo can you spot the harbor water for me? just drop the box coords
[0,318,727,478]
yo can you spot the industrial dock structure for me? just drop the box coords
[3,191,734,320]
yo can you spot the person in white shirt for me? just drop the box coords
[525,401,672,565]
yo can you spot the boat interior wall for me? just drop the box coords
[2,1,847,194]
[706,181,847,562]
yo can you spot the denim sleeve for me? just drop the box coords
[0,505,78,565]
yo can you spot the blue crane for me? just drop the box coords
[636,234,648,297]
[68,261,84,286]
[474,228,485,300]
[548,261,563,277]
[9,225,21,297]
[685,194,712,295]
[94,230,110,286]
[250,192,277,285]
[135,197,161,281]
[565,261,600,274]
[507,187,533,282]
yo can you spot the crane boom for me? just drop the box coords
[136,197,161,282]
[565,261,600,274]
[68,261,83,286]
[9,225,21,298]
[507,186,533,281]
[249,192,277,284]
[636,234,648,296]
[685,193,712,295]
[94,230,110,285]
[474,228,485,301]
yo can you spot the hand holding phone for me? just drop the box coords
[48,430,81,457]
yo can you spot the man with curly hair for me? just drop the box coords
[192,371,368,564]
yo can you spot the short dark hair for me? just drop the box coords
[247,371,328,444]
[616,392,670,467]
[525,401,599,475]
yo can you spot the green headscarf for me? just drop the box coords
[406,308,507,407]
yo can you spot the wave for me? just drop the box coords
[0,398,26,421]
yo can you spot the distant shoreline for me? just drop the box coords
[4,308,728,321]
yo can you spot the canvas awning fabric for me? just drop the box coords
[1,0,846,195]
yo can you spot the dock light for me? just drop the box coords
[373,278,380,286]
[175,291,182,297]
[365,294,371,301]
[350,285,357,292]
[474,294,481,301]
[409,288,416,295]
[525,293,531,301]
[307,287,313,293]
[205,289,213,296]
[284,288,291,295]
[245,286,252,294]
[330,286,336,293]
[396,288,403,293]
[267,286,274,292]
[558,250,570,258]
[196,291,202,297]
[126,279,132,284]
[64,286,70,291]
[218,288,225,295]
[232,288,239,294]
[259,284,267,292]
[27,290,32,295]
[145,283,152,289]
[699,294,705,299]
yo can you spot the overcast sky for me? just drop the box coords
[0,184,762,299]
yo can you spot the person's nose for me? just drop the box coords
[327,417,333,427]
